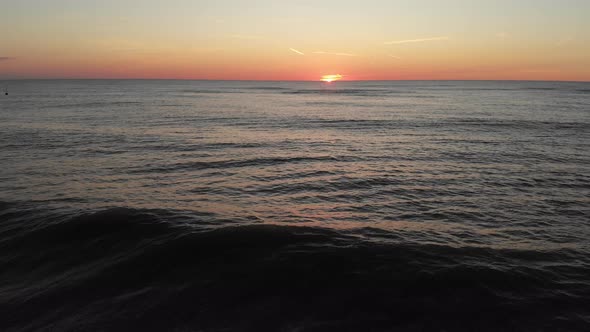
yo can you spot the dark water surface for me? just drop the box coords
[1,80,589,331]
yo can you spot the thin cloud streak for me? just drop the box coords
[0,57,16,61]
[389,55,402,59]
[384,36,449,45]
[313,51,357,57]
[289,48,305,55]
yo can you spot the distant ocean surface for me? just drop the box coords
[1,80,589,331]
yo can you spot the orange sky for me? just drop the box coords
[1,0,589,81]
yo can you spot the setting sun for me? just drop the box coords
[320,74,343,83]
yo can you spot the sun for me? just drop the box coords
[320,74,343,83]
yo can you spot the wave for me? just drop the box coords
[525,87,558,91]
[44,101,142,109]
[130,155,358,174]
[445,118,590,131]
[243,86,291,91]
[282,88,408,96]
[180,89,247,94]
[1,204,589,331]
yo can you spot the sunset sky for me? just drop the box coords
[1,0,589,81]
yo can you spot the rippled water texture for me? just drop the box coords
[0,80,589,331]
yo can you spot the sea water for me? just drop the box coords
[0,80,589,330]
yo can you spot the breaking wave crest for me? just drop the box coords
[1,204,589,331]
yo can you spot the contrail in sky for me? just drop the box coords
[289,48,305,55]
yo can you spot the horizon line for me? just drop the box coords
[0,78,589,83]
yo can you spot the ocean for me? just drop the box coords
[1,80,589,331]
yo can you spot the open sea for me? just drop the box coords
[1,80,589,331]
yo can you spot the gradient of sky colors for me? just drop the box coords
[1,0,589,81]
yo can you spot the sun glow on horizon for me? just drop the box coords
[320,74,343,83]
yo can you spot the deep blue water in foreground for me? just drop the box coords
[0,80,589,331]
